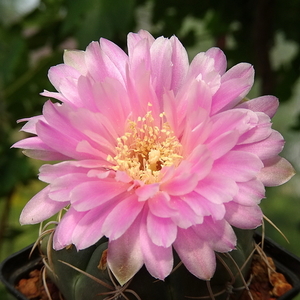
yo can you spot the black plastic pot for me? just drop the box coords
[0,244,41,300]
[1,235,300,300]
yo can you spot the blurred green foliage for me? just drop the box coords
[0,0,300,298]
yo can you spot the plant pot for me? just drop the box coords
[0,245,41,300]
[1,234,300,300]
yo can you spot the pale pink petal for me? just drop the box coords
[187,52,221,94]
[36,121,86,160]
[125,68,149,119]
[20,186,67,225]
[236,95,279,118]
[237,112,272,145]
[38,161,93,182]
[108,217,144,285]
[208,109,258,143]
[100,37,128,82]
[222,62,254,82]
[48,64,81,92]
[225,201,263,229]
[63,50,87,75]
[128,38,151,76]
[126,68,161,121]
[53,207,87,250]
[127,30,155,58]
[135,183,160,201]
[115,170,133,183]
[161,162,199,196]
[42,101,86,141]
[48,66,83,107]
[69,107,120,144]
[85,41,124,84]
[67,108,118,156]
[212,151,263,182]
[193,217,237,252]
[18,115,45,134]
[180,192,211,218]
[12,137,71,161]
[75,76,99,112]
[40,90,67,103]
[169,196,204,228]
[185,145,213,179]
[233,179,265,206]
[185,79,213,117]
[169,35,189,93]
[72,203,113,249]
[49,173,90,202]
[91,78,130,128]
[147,212,177,247]
[163,90,181,137]
[211,63,254,114]
[76,141,106,160]
[211,78,252,114]
[140,212,173,280]
[235,131,285,160]
[142,243,173,281]
[150,36,173,97]
[205,47,227,75]
[207,130,239,159]
[200,197,226,221]
[102,194,144,240]
[179,107,211,156]
[148,192,177,218]
[174,227,216,280]
[70,180,129,211]
[195,174,238,204]
[257,156,296,186]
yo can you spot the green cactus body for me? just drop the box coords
[41,228,254,300]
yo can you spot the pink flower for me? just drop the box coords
[13,30,295,285]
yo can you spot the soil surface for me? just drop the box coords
[16,269,61,300]
[241,254,292,300]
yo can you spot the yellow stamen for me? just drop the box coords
[107,111,183,184]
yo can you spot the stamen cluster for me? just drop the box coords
[108,110,182,184]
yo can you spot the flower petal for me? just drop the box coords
[195,173,238,204]
[257,156,295,186]
[135,183,160,201]
[211,63,254,114]
[225,201,263,229]
[53,207,87,250]
[233,179,265,206]
[236,95,279,118]
[72,204,112,249]
[63,49,87,75]
[147,212,177,247]
[193,217,236,252]
[20,186,67,225]
[70,180,129,211]
[140,212,173,280]
[102,194,144,240]
[212,151,263,182]
[235,130,285,160]
[174,227,216,280]
[108,217,144,285]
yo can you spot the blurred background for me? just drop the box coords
[0,0,300,299]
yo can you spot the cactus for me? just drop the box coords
[40,227,255,300]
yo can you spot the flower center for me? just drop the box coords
[107,109,183,184]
